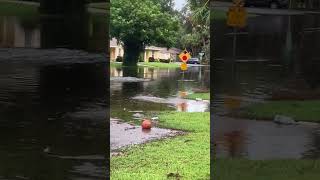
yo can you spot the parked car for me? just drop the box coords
[244,0,288,9]
[187,58,200,64]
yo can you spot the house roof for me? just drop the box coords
[109,38,181,53]
[145,46,163,51]
[110,38,120,47]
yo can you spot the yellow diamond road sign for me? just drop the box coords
[227,1,247,28]
[180,63,188,71]
[179,50,191,63]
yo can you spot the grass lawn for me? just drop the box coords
[214,158,320,180]
[110,62,180,69]
[186,92,210,100]
[138,62,180,68]
[239,100,320,122]
[111,112,210,180]
[0,1,38,16]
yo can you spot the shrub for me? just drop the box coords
[159,59,170,63]
[115,56,123,62]
[148,57,155,62]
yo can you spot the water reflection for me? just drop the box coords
[0,2,108,179]
[0,13,107,52]
[110,66,210,120]
[212,13,320,159]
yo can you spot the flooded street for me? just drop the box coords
[110,66,210,150]
[0,6,108,180]
[212,13,320,159]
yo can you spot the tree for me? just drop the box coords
[110,0,180,66]
[179,0,210,61]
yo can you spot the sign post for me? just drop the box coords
[226,0,247,63]
[178,49,191,81]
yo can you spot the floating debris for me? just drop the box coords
[273,115,298,125]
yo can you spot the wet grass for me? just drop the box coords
[239,100,320,122]
[138,62,180,69]
[214,158,320,180]
[186,92,210,100]
[111,112,210,179]
[110,62,122,68]
[0,1,38,16]
[110,62,180,69]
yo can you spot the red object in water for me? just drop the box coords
[142,119,152,129]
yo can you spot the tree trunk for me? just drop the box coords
[123,41,143,67]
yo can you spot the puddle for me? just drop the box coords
[214,115,320,160]
[110,119,182,152]
[132,95,210,112]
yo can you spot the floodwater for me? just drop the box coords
[110,119,181,151]
[110,66,210,119]
[212,13,320,159]
[110,66,210,150]
[0,6,108,180]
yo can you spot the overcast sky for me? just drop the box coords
[174,0,187,11]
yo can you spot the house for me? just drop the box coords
[110,38,124,61]
[109,38,181,62]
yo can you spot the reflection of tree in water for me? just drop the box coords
[222,130,247,158]
[299,14,320,89]
[302,127,320,159]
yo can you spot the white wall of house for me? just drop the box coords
[110,39,180,62]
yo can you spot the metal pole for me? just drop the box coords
[233,27,237,59]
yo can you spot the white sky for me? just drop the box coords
[174,0,187,11]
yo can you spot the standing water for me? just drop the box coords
[212,13,320,159]
[0,2,108,179]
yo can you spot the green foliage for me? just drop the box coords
[110,0,180,48]
[115,56,123,62]
[178,0,210,60]
[0,1,38,17]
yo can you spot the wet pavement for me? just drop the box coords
[110,119,181,151]
[213,115,320,160]
[212,8,320,159]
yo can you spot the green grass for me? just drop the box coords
[110,62,180,69]
[214,158,320,180]
[239,100,320,122]
[0,1,38,16]
[138,62,180,68]
[111,112,210,180]
[110,62,123,68]
[186,93,210,100]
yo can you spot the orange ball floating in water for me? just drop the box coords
[141,119,152,129]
